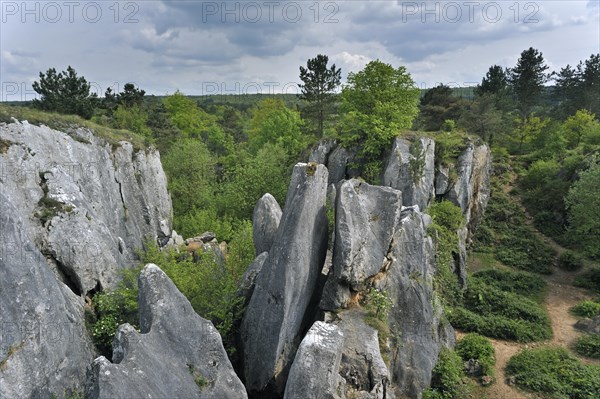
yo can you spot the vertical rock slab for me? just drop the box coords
[0,193,96,399]
[379,206,454,399]
[85,264,247,399]
[383,137,435,210]
[252,193,282,255]
[241,163,328,395]
[442,143,491,234]
[284,321,345,399]
[320,179,402,311]
[0,120,172,295]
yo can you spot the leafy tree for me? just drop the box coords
[246,98,305,155]
[104,83,146,112]
[509,48,549,117]
[562,109,600,148]
[416,84,468,131]
[339,60,420,179]
[513,114,548,153]
[112,104,152,137]
[298,54,342,136]
[32,66,96,119]
[458,93,505,144]
[566,159,600,258]
[163,91,232,155]
[162,139,217,229]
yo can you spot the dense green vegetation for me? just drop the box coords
[6,48,599,395]
[574,334,600,359]
[506,347,600,398]
[455,333,495,380]
[571,300,600,318]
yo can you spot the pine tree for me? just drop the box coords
[298,54,341,136]
[509,48,549,117]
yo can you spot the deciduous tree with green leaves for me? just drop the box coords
[339,60,420,180]
[298,54,341,137]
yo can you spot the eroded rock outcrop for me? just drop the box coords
[377,206,454,398]
[241,163,329,395]
[252,193,282,254]
[0,120,172,296]
[284,321,345,399]
[383,137,436,211]
[85,264,247,399]
[320,179,402,311]
[0,192,96,399]
[437,143,491,234]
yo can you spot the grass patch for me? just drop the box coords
[506,347,600,399]
[471,268,546,303]
[574,268,600,293]
[447,276,551,342]
[558,251,585,272]
[423,348,472,399]
[456,333,496,382]
[571,300,600,318]
[0,103,149,151]
[574,334,600,359]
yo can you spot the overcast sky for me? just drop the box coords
[1,0,599,99]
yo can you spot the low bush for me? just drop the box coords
[574,334,600,359]
[447,307,552,342]
[463,280,550,324]
[471,269,546,301]
[455,333,495,378]
[506,347,600,399]
[423,349,470,399]
[558,251,585,272]
[574,268,600,293]
[571,300,600,318]
[87,267,140,358]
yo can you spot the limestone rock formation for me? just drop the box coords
[85,264,247,399]
[0,192,96,399]
[320,179,402,311]
[238,251,269,303]
[241,163,329,395]
[438,143,491,233]
[378,206,455,398]
[0,120,172,296]
[383,137,436,210]
[252,193,282,254]
[284,321,345,399]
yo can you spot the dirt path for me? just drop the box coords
[467,168,599,397]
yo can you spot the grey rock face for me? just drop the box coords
[327,145,354,184]
[309,140,336,165]
[241,163,329,395]
[378,206,455,399]
[442,143,491,233]
[575,316,600,334]
[383,137,436,210]
[335,310,393,399]
[0,120,172,296]
[238,251,269,303]
[0,192,96,399]
[252,193,283,255]
[85,264,247,399]
[321,179,402,311]
[284,321,345,399]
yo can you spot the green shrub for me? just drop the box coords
[571,300,600,318]
[506,347,600,399]
[87,267,141,357]
[427,200,465,306]
[463,279,550,324]
[423,349,470,399]
[574,268,600,293]
[558,251,585,272]
[366,288,393,321]
[574,334,600,359]
[447,307,551,342]
[455,333,495,378]
[471,269,546,301]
